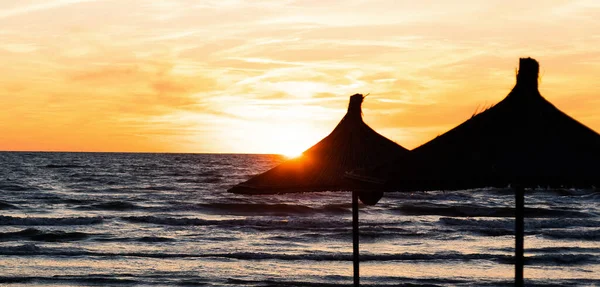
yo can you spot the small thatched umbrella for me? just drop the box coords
[349,58,600,286]
[229,94,409,286]
[229,93,408,195]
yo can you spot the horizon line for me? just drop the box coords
[0,150,285,155]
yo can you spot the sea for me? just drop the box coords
[0,152,598,287]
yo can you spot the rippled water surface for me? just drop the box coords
[0,152,599,286]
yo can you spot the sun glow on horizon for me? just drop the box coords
[272,143,306,159]
[246,123,320,159]
[282,150,304,159]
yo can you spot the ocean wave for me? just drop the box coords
[77,200,142,211]
[0,215,103,226]
[0,228,89,242]
[200,176,223,183]
[440,217,600,229]
[579,192,600,200]
[470,228,514,237]
[0,275,137,285]
[384,191,474,201]
[534,188,600,197]
[0,200,18,209]
[439,217,600,240]
[397,203,592,218]
[0,183,30,191]
[141,185,179,191]
[267,229,454,243]
[0,244,514,262]
[136,236,176,243]
[122,216,218,226]
[48,198,89,204]
[542,229,600,241]
[122,216,333,229]
[45,164,86,169]
[526,254,599,265]
[94,236,177,243]
[68,175,109,183]
[54,273,209,286]
[194,203,349,215]
[122,216,439,235]
[198,170,222,177]
[492,246,600,254]
[224,277,470,287]
[122,216,360,232]
[162,170,195,177]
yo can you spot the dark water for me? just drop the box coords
[0,152,598,286]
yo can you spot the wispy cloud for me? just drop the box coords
[0,0,96,19]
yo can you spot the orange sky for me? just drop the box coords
[1,0,600,154]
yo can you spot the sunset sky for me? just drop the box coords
[1,0,599,154]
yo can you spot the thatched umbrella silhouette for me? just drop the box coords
[229,94,408,286]
[348,58,600,286]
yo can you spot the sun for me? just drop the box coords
[272,130,314,159]
[268,127,315,159]
[282,149,303,159]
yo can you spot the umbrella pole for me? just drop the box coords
[515,186,524,287]
[352,190,359,287]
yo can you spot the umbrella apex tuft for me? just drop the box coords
[516,57,539,90]
[348,93,365,118]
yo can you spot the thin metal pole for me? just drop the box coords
[515,186,524,287]
[352,190,359,287]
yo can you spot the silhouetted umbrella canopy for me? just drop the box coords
[359,58,600,191]
[228,94,408,196]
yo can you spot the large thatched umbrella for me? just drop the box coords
[229,94,408,286]
[349,58,600,286]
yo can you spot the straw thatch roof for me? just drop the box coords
[357,58,600,191]
[228,94,408,195]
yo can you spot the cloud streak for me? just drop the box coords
[0,0,96,19]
